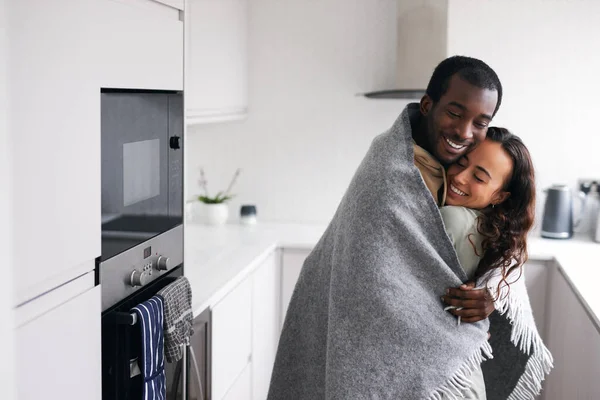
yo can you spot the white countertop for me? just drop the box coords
[185,222,326,314]
[185,221,600,326]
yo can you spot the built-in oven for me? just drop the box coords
[101,264,211,400]
[98,89,209,399]
[102,265,184,399]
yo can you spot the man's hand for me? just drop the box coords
[441,282,495,323]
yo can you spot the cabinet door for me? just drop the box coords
[9,0,100,304]
[523,260,550,340]
[0,2,15,395]
[16,285,101,400]
[281,249,310,327]
[222,363,252,400]
[92,0,184,90]
[544,268,600,399]
[212,277,252,400]
[185,0,248,123]
[252,252,280,400]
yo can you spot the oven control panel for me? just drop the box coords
[128,256,172,287]
[99,225,183,311]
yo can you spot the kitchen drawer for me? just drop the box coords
[211,276,252,400]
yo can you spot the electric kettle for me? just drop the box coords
[541,185,585,239]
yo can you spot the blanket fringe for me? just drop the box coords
[506,346,554,400]
[488,275,554,400]
[427,340,494,400]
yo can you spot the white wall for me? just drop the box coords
[187,0,600,225]
[186,0,406,223]
[0,0,15,398]
[447,0,600,226]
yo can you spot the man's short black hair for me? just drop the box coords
[426,56,503,116]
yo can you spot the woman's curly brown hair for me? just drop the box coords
[472,127,536,299]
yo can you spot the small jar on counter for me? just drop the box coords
[240,205,257,225]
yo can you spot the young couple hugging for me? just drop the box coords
[269,56,553,400]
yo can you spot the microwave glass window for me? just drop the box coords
[123,139,161,207]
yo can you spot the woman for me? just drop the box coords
[439,127,538,399]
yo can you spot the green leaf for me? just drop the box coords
[197,194,234,204]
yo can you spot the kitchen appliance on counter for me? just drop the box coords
[575,180,600,237]
[98,90,210,399]
[583,181,600,243]
[541,184,585,239]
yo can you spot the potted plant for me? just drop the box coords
[194,168,241,225]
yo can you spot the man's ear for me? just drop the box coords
[420,95,433,116]
[493,191,510,206]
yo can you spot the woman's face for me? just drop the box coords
[445,139,512,209]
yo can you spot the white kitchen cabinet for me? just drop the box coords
[91,0,184,90]
[0,0,15,396]
[16,284,101,400]
[222,363,252,400]
[9,0,101,305]
[212,276,253,400]
[280,248,310,327]
[185,0,248,124]
[523,260,551,340]
[252,252,280,400]
[9,0,184,306]
[544,267,600,399]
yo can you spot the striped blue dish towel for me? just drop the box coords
[132,296,166,400]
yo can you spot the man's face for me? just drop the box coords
[421,74,499,165]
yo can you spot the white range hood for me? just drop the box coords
[364,0,450,99]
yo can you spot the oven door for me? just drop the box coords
[102,265,185,400]
[101,90,183,261]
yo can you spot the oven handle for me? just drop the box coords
[110,312,138,325]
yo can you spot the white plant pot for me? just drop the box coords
[200,203,229,225]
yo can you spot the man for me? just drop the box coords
[412,56,501,322]
[268,56,503,399]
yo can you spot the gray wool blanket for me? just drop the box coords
[267,105,552,400]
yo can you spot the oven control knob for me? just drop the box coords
[130,269,148,287]
[155,256,171,271]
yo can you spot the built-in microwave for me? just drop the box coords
[100,89,184,266]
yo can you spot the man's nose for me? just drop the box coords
[454,121,473,141]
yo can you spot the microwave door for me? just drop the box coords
[101,92,170,218]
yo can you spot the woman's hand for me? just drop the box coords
[441,282,495,323]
